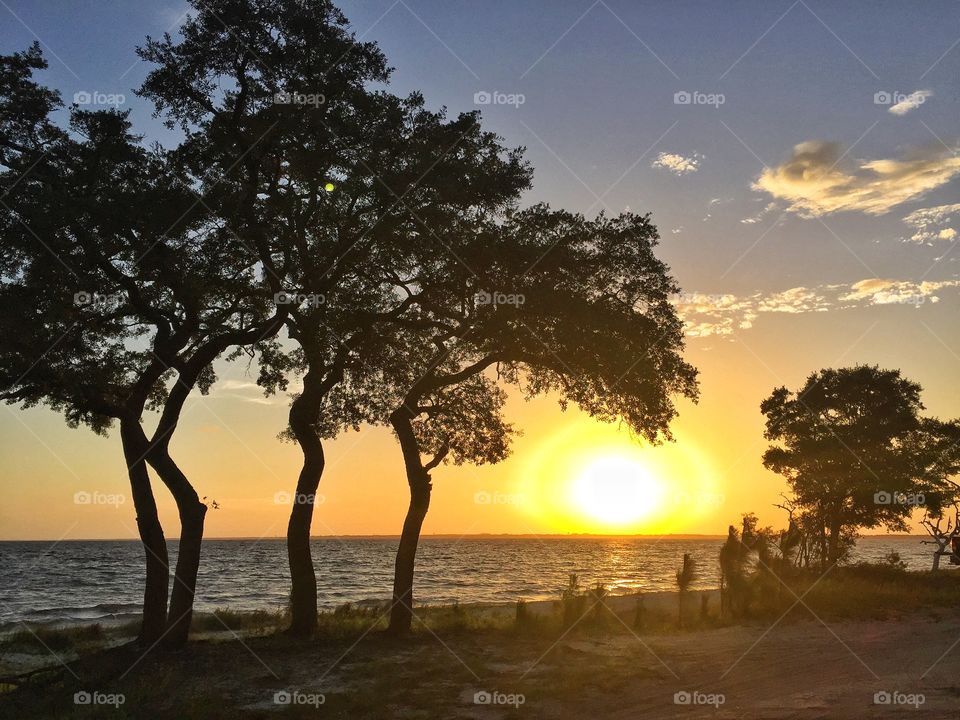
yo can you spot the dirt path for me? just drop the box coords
[3,613,959,718]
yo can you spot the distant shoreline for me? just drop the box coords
[0,533,931,542]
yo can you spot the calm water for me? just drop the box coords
[0,536,941,629]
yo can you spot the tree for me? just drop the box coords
[313,206,698,634]
[675,553,695,626]
[761,366,959,567]
[1,44,285,647]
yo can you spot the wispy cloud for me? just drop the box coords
[741,201,778,225]
[902,203,960,244]
[753,141,960,216]
[651,151,702,175]
[888,89,932,116]
[674,279,960,337]
[210,379,279,405]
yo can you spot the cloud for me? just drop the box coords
[651,152,702,175]
[901,203,960,244]
[841,278,958,305]
[741,201,778,225]
[888,90,932,116]
[210,379,279,405]
[673,279,960,337]
[753,141,960,216]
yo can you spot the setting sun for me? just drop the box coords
[569,456,666,527]
[517,417,723,534]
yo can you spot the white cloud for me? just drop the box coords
[741,201,778,225]
[901,203,960,244]
[888,90,932,116]
[651,152,702,175]
[673,279,960,337]
[753,140,960,216]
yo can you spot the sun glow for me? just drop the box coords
[517,417,721,533]
[570,456,666,526]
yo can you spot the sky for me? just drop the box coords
[1,0,959,540]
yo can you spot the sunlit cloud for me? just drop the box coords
[651,151,702,175]
[902,203,960,244]
[753,140,960,216]
[741,201,778,225]
[674,279,960,337]
[888,89,932,116]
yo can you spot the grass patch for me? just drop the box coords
[1,624,105,653]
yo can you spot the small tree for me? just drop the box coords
[675,553,696,627]
[761,366,957,567]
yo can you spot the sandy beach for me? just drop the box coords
[2,587,958,718]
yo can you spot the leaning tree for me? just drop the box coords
[311,205,700,633]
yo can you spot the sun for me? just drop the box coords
[569,455,666,527]
[516,416,721,534]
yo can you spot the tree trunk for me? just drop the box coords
[146,447,207,649]
[285,433,323,636]
[285,370,329,637]
[120,417,168,646]
[389,476,431,634]
[388,410,432,635]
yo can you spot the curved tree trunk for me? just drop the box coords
[388,410,431,635]
[285,370,327,636]
[120,417,169,646]
[144,445,206,649]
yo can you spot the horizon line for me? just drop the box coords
[0,532,929,542]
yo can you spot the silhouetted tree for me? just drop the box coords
[675,553,695,626]
[761,366,959,567]
[1,43,285,647]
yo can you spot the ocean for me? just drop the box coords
[0,535,942,629]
